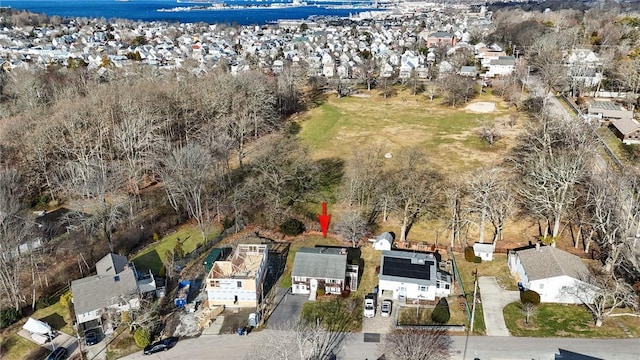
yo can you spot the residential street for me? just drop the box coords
[120,331,640,360]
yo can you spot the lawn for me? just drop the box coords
[298,89,518,175]
[0,294,75,360]
[503,302,639,338]
[132,223,222,275]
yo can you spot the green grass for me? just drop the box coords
[0,334,42,360]
[298,90,514,174]
[32,300,74,335]
[132,223,221,275]
[503,302,636,338]
[0,297,75,360]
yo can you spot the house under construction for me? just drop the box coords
[205,244,269,307]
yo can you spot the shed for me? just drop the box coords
[372,232,395,251]
[203,248,224,273]
[473,242,495,261]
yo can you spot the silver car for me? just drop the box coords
[381,299,392,317]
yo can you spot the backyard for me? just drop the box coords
[132,223,222,275]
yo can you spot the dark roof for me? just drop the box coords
[292,247,347,280]
[379,250,436,286]
[96,253,129,276]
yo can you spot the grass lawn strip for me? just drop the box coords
[503,302,637,338]
[132,223,221,275]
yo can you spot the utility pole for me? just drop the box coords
[470,268,478,333]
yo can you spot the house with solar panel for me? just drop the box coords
[378,250,452,302]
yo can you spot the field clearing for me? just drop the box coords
[298,89,520,174]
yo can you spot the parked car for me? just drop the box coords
[364,293,376,318]
[381,299,392,317]
[143,337,179,355]
[46,346,68,360]
[85,328,100,346]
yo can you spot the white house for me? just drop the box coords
[473,242,495,261]
[508,245,597,304]
[205,244,268,307]
[486,56,516,78]
[378,250,451,302]
[291,247,358,300]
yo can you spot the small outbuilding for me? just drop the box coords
[473,242,495,261]
[372,232,395,251]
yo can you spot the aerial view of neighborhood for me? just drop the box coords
[1,0,640,359]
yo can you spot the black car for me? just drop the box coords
[143,337,178,355]
[46,347,68,360]
[85,328,100,346]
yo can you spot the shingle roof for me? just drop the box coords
[96,253,128,276]
[292,247,347,280]
[379,250,436,286]
[71,268,138,314]
[612,118,640,135]
[516,246,590,281]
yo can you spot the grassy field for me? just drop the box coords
[503,302,640,338]
[132,223,222,275]
[298,89,518,175]
[0,298,74,360]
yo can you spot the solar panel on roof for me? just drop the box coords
[382,257,432,280]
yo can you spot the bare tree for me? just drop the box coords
[563,272,638,327]
[159,143,213,242]
[389,148,442,242]
[476,120,501,147]
[0,168,30,310]
[466,167,514,244]
[379,327,452,360]
[527,33,567,94]
[439,73,478,107]
[521,302,537,325]
[334,211,369,247]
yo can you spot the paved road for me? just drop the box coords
[120,331,640,360]
[478,276,520,336]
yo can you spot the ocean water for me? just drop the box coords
[2,0,379,25]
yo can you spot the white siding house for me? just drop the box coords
[508,245,597,304]
[291,247,359,300]
[378,250,451,302]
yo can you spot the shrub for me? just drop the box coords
[0,307,21,330]
[464,247,475,262]
[60,291,72,307]
[133,327,151,348]
[279,218,305,236]
[473,256,482,263]
[35,295,51,310]
[520,290,541,305]
[317,289,326,297]
[159,266,166,278]
[431,298,451,324]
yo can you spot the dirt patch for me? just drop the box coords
[465,102,496,113]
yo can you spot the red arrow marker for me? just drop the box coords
[318,201,331,238]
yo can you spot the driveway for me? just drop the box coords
[266,287,307,329]
[478,276,520,336]
[17,329,81,359]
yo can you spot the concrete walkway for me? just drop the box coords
[478,276,520,336]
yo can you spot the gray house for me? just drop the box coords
[71,253,156,328]
[291,247,358,300]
